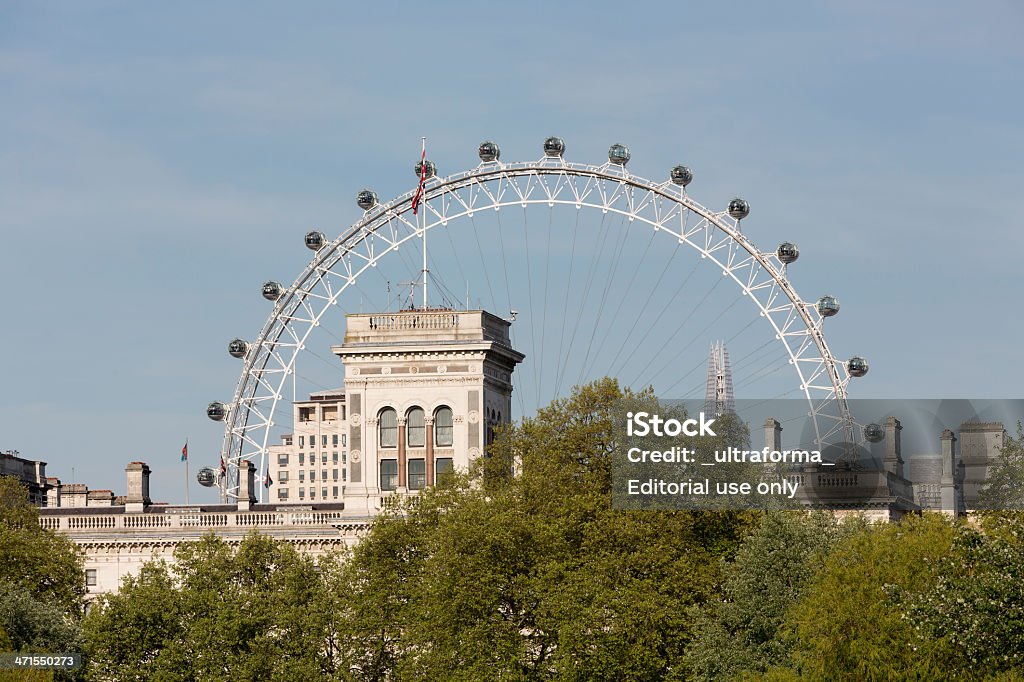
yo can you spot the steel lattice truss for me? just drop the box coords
[219,157,856,501]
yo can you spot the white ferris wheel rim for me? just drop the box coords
[217,154,857,501]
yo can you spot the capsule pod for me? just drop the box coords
[543,136,565,157]
[478,141,500,162]
[207,401,227,421]
[847,356,869,378]
[864,423,884,443]
[414,160,437,179]
[196,466,217,487]
[817,295,840,317]
[356,189,378,210]
[670,165,693,187]
[228,338,248,359]
[262,281,282,301]
[608,143,630,165]
[304,231,326,251]
[728,197,750,220]
[777,242,800,264]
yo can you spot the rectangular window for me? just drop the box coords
[332,435,339,446]
[299,471,305,482]
[322,487,328,499]
[322,469,328,481]
[332,469,338,481]
[322,435,328,448]
[299,407,313,422]
[311,488,316,500]
[299,453,305,466]
[299,487,305,498]
[311,470,316,482]
[278,470,288,482]
[332,486,338,497]
[277,488,289,500]
[380,459,398,491]
[435,408,454,447]
[407,409,425,447]
[298,436,305,447]
[408,459,426,490]
[277,453,289,466]
[86,569,97,587]
[342,452,347,465]
[342,434,347,447]
[332,451,338,464]
[436,457,454,480]
[322,453,328,465]
[283,436,293,446]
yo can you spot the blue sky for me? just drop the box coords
[2,1,1021,503]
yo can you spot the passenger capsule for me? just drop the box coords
[777,242,800,264]
[356,189,378,211]
[847,356,869,378]
[478,141,500,162]
[864,423,885,443]
[543,136,565,157]
[207,401,227,422]
[817,295,840,317]
[304,231,326,251]
[728,198,750,220]
[228,338,248,359]
[670,165,693,187]
[414,160,437,179]
[196,467,217,487]
[608,143,630,165]
[262,281,282,301]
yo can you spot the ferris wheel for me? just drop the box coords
[205,137,870,502]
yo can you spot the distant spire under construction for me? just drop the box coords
[704,341,735,417]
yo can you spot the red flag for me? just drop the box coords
[181,441,188,462]
[219,456,227,477]
[411,143,427,215]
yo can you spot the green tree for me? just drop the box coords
[978,422,1024,510]
[685,511,861,680]
[781,513,957,681]
[82,532,340,681]
[0,476,84,613]
[332,379,755,680]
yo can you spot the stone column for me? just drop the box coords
[425,416,435,487]
[397,417,407,489]
[237,460,257,511]
[939,429,958,517]
[763,418,782,451]
[883,417,904,479]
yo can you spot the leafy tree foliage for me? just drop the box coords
[331,379,755,681]
[0,476,84,613]
[82,533,339,681]
[685,511,860,680]
[979,423,1024,510]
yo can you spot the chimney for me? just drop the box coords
[125,461,151,513]
[883,417,904,479]
[939,429,958,516]
[237,460,257,511]
[763,418,782,451]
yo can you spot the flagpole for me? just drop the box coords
[420,136,428,310]
[184,439,190,505]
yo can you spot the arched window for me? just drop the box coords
[379,408,397,448]
[407,407,425,448]
[434,406,453,447]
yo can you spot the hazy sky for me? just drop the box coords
[2,1,1021,503]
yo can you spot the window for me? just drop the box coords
[299,453,305,466]
[277,453,289,466]
[311,488,316,499]
[299,487,305,498]
[299,436,305,447]
[407,407,425,447]
[342,434,347,447]
[342,452,347,465]
[278,471,288,482]
[408,459,425,490]
[436,457,454,480]
[322,487,328,498]
[278,488,289,500]
[380,459,398,491]
[434,407,453,447]
[332,486,338,497]
[333,451,338,464]
[333,435,339,446]
[86,569,97,587]
[311,470,316,482]
[332,469,338,481]
[322,469,328,481]
[299,407,313,422]
[299,471,305,482]
[379,408,397,448]
[283,436,293,446]
[343,468,347,482]
[322,452,327,465]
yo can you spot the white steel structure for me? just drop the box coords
[209,139,867,501]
